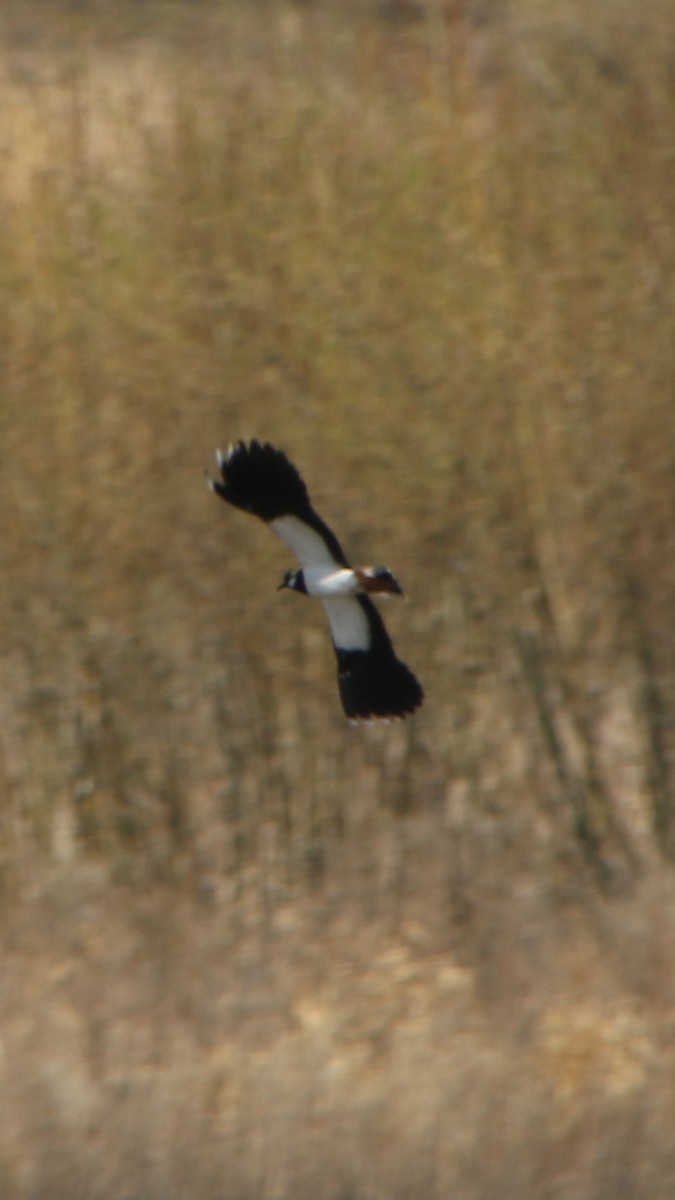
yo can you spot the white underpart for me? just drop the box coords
[302,566,360,597]
[270,515,372,650]
[270,516,339,568]
[320,597,371,651]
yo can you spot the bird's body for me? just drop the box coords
[288,566,365,597]
[280,565,403,599]
[209,440,423,723]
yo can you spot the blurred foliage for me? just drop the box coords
[1,0,673,895]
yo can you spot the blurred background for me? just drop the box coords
[1,0,674,1196]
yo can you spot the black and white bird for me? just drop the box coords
[209,440,423,723]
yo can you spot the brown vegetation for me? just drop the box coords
[0,1,674,1196]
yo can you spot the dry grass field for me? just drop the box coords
[1,0,674,1196]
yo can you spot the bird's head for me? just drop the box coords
[277,568,307,594]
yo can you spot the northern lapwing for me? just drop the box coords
[208,440,423,723]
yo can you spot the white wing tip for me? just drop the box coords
[348,715,401,727]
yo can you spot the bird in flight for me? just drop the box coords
[208,440,424,723]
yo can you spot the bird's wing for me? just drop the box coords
[320,595,372,652]
[210,440,349,569]
[268,515,342,569]
[322,595,424,722]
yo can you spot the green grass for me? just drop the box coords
[0,1,674,1195]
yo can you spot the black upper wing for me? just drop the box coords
[211,440,349,567]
